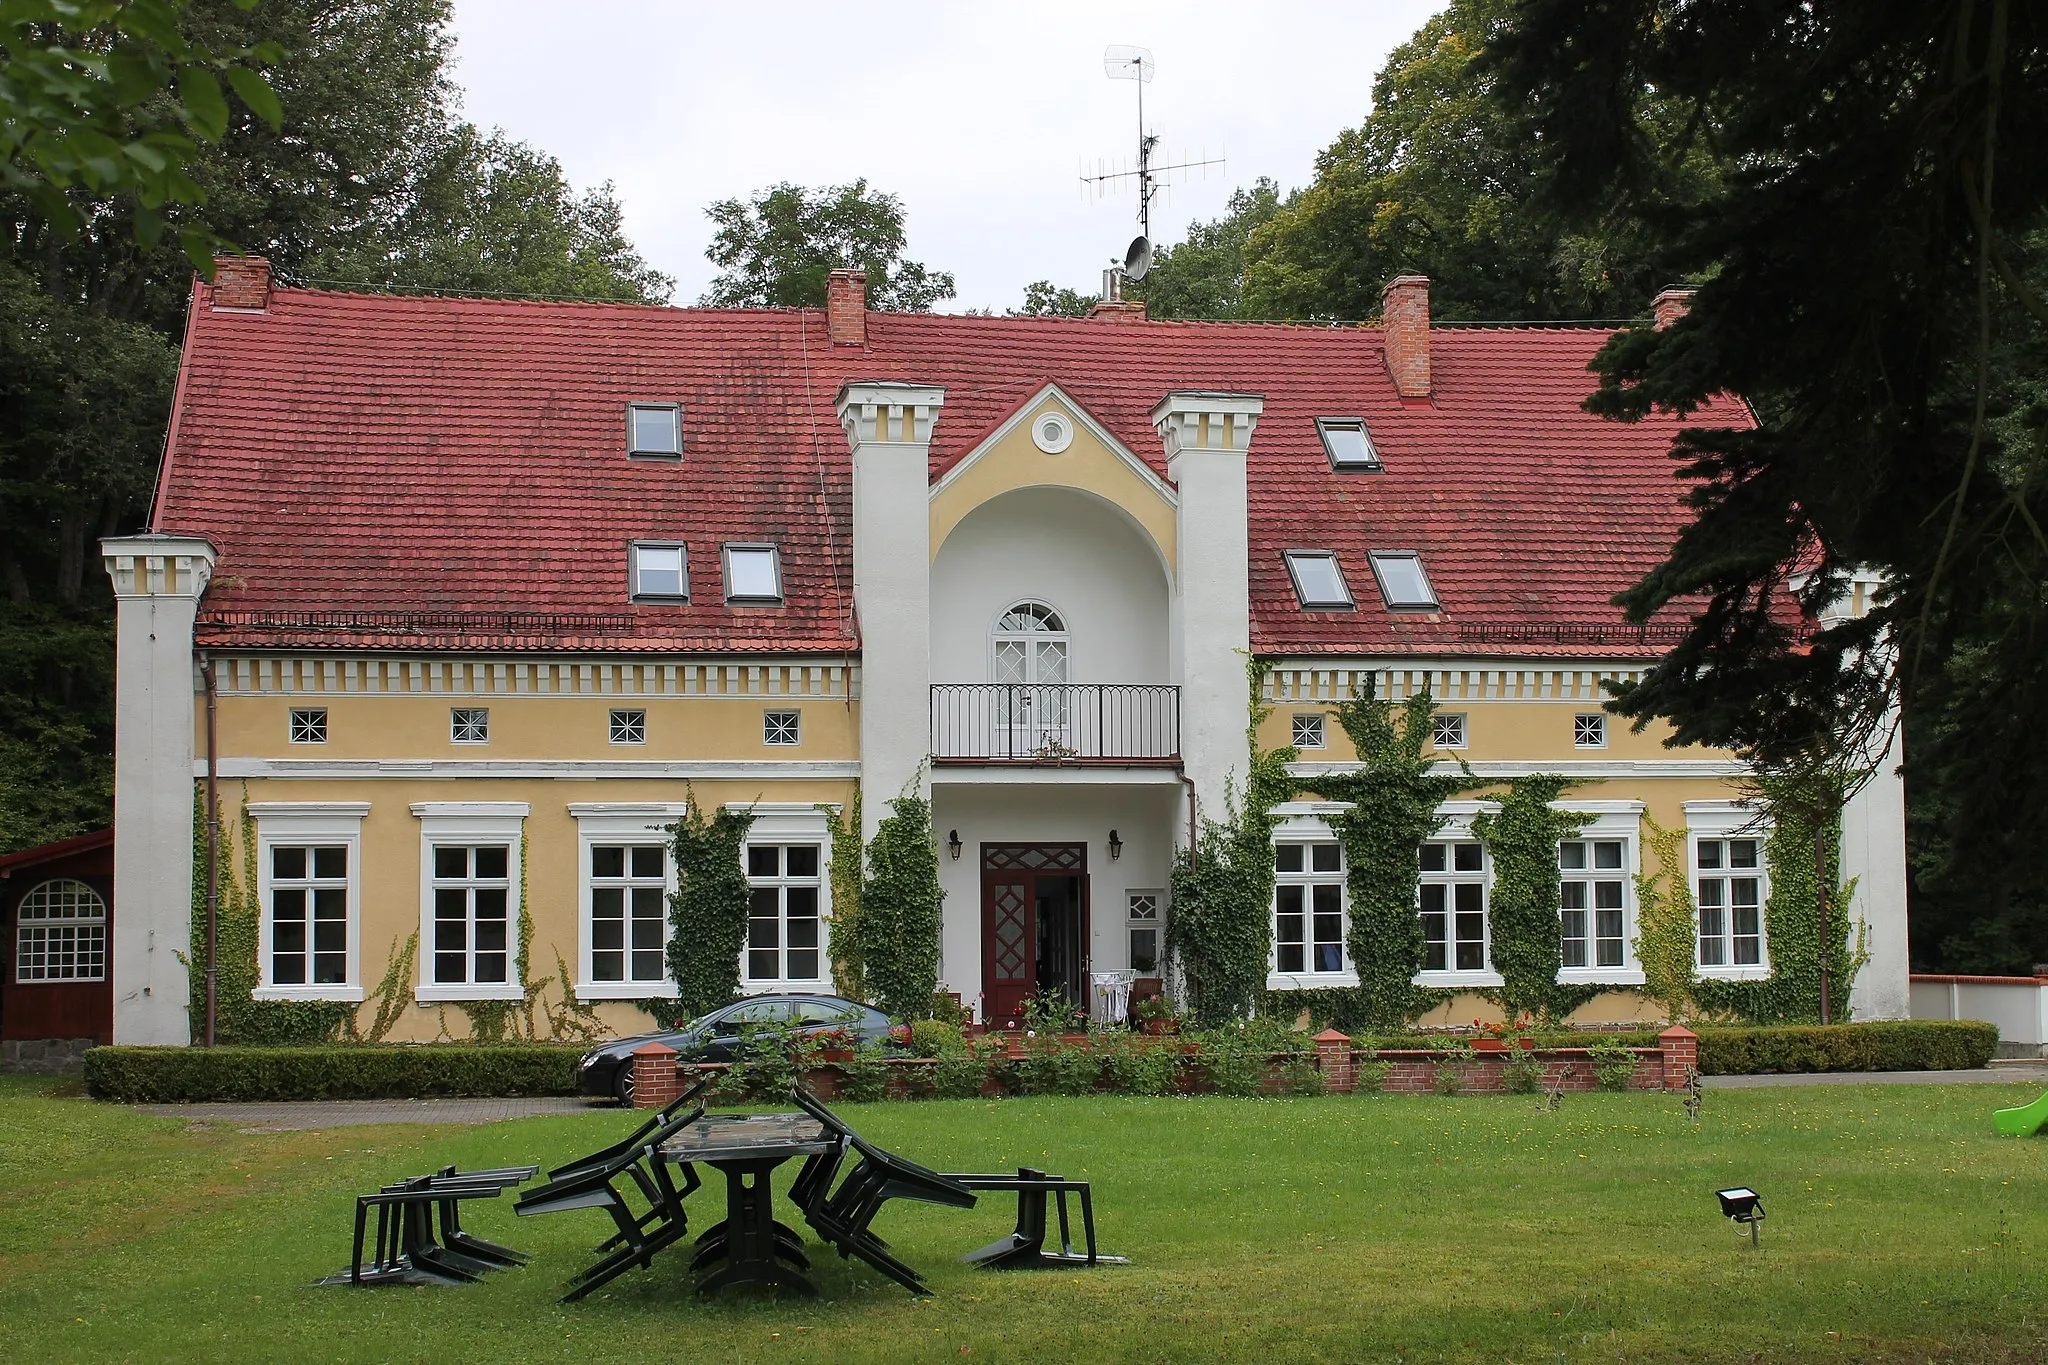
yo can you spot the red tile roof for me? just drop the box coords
[156,283,1753,657]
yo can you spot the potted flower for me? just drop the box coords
[1472,1016,1536,1052]
[1131,995,1179,1036]
[811,1025,859,1065]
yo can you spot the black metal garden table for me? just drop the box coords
[662,1112,837,1297]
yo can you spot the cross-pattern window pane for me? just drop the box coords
[1291,713,1325,748]
[432,844,511,985]
[1432,713,1467,749]
[609,709,646,745]
[745,844,824,983]
[1574,713,1607,748]
[724,545,783,603]
[1369,552,1439,609]
[290,707,328,744]
[1560,839,1628,970]
[1420,840,1488,972]
[451,708,489,743]
[269,845,348,986]
[1283,551,1353,609]
[1696,837,1764,968]
[628,404,680,455]
[1274,841,1346,975]
[763,710,801,746]
[1316,419,1380,469]
[14,878,107,983]
[631,543,687,599]
[590,844,667,983]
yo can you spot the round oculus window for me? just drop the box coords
[1031,411,1075,454]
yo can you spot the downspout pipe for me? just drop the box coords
[199,652,221,1047]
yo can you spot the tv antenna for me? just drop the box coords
[1082,44,1223,298]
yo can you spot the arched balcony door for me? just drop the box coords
[991,601,1070,752]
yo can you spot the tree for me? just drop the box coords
[700,179,954,311]
[1489,0,2048,967]
[1130,178,1283,320]
[1240,0,1711,322]
[1011,279,1095,317]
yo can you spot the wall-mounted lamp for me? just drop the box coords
[1107,829,1123,861]
[947,829,963,861]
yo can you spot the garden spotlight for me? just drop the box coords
[1715,1187,1765,1246]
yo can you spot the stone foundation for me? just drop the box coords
[2,1038,95,1074]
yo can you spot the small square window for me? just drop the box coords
[1290,713,1325,749]
[609,708,646,745]
[451,707,489,744]
[1432,713,1467,749]
[763,710,801,746]
[1315,418,1381,470]
[1283,550,1353,609]
[1368,552,1439,610]
[1574,713,1607,748]
[630,542,689,601]
[627,403,681,458]
[289,707,328,744]
[723,544,784,605]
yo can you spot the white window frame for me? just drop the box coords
[1432,712,1468,750]
[569,804,685,1000]
[1126,889,1164,976]
[1266,803,1356,988]
[1686,800,1772,980]
[1573,712,1608,748]
[763,709,802,746]
[738,803,835,992]
[250,802,369,1002]
[1282,550,1355,610]
[1416,801,1502,988]
[1553,802,1646,986]
[13,878,109,984]
[626,402,682,458]
[722,543,785,605]
[289,707,328,745]
[1290,712,1326,750]
[450,707,489,744]
[629,541,689,602]
[413,802,528,1002]
[608,708,646,745]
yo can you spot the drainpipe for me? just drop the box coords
[199,652,221,1048]
[1179,775,1198,867]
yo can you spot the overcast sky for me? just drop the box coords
[445,1,1442,312]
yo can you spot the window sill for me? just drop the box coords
[575,981,677,1001]
[414,983,526,1002]
[1266,971,1359,990]
[740,979,830,993]
[254,985,365,1003]
[1556,969,1646,988]
[1696,967,1772,982]
[1414,971,1505,989]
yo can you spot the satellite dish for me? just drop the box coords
[1123,235,1153,282]
[1104,44,1155,82]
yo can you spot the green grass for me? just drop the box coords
[3,1076,2046,1363]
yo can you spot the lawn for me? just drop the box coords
[2,1075,2045,1363]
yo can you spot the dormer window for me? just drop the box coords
[1283,550,1354,609]
[1368,551,1439,610]
[1316,418,1380,470]
[629,542,688,601]
[627,403,681,458]
[723,544,784,605]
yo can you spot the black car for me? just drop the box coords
[576,992,905,1103]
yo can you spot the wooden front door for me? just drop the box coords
[980,844,1088,1024]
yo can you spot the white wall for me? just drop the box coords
[929,486,1170,684]
[1845,722,1911,1020]
[930,782,1179,1019]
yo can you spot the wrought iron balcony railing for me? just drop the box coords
[930,684,1181,764]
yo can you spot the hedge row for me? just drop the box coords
[82,1045,586,1103]
[1694,1021,1998,1075]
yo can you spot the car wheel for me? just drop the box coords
[613,1065,635,1107]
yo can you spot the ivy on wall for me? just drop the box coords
[1471,775,1597,1021]
[1632,814,1698,1021]
[822,794,864,1001]
[1167,659,1296,1028]
[858,786,944,1021]
[1297,680,1485,1029]
[662,790,757,1021]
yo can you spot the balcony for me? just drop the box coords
[930,684,1180,765]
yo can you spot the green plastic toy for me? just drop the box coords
[1994,1091,2048,1136]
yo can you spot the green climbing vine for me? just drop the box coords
[822,794,864,1000]
[1471,775,1597,1021]
[858,782,944,1020]
[1167,658,1296,1027]
[358,931,418,1043]
[663,789,757,1020]
[1632,815,1697,1021]
[1296,679,1486,1029]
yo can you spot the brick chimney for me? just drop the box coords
[1651,287,1696,330]
[827,268,867,346]
[1088,298,1148,322]
[1381,275,1431,399]
[210,255,271,311]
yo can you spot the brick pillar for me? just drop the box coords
[1314,1028,1355,1093]
[1380,274,1431,398]
[630,1041,679,1109]
[827,268,867,345]
[1659,1025,1699,1091]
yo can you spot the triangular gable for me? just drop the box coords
[930,381,1179,507]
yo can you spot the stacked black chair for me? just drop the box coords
[514,1107,704,1301]
[787,1084,978,1295]
[319,1164,537,1287]
[944,1168,1127,1269]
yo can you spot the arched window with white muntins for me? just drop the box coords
[992,600,1071,739]
[15,878,107,983]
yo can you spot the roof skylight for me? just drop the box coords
[1316,418,1380,470]
[1283,551,1354,610]
[628,403,681,458]
[1368,551,1440,610]
[629,542,688,601]
[723,544,784,605]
